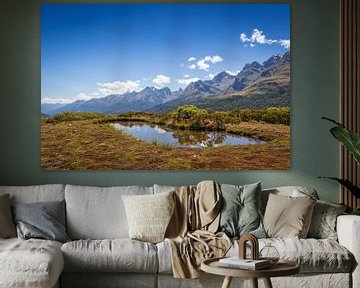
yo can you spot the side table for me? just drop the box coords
[201,257,300,288]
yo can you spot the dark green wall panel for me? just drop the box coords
[0,0,340,202]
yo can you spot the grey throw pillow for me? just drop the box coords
[218,182,266,238]
[12,200,70,243]
[307,200,347,240]
[0,194,16,238]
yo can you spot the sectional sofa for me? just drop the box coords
[0,184,359,288]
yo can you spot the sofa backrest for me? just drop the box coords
[261,186,319,212]
[0,184,65,204]
[65,184,153,240]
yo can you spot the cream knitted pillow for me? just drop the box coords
[122,191,175,243]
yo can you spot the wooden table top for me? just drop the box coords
[201,257,300,278]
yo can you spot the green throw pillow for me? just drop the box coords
[218,182,266,238]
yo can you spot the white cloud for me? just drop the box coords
[208,73,215,79]
[240,28,290,49]
[152,74,171,88]
[240,33,250,43]
[250,29,266,44]
[177,77,200,86]
[225,70,240,76]
[197,59,210,71]
[97,80,142,96]
[188,57,196,62]
[189,55,223,71]
[204,55,223,64]
[184,74,190,78]
[188,64,197,69]
[74,93,92,101]
[279,39,290,49]
[41,97,74,105]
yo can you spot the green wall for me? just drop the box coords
[0,0,340,202]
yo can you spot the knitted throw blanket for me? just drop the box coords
[165,181,231,279]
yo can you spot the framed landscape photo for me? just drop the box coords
[41,4,290,170]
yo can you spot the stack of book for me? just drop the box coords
[218,257,271,270]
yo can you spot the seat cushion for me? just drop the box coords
[61,239,158,273]
[0,238,64,288]
[157,238,354,274]
[65,185,153,239]
[229,238,354,273]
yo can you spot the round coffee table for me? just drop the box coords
[201,257,300,288]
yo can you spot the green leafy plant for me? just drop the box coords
[319,117,360,199]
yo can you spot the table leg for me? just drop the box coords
[251,278,258,288]
[221,276,233,288]
[263,277,273,288]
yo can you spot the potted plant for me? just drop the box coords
[320,117,360,215]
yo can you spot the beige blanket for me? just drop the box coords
[165,181,231,279]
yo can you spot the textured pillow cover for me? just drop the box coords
[263,193,316,238]
[218,182,266,238]
[12,200,70,243]
[122,191,175,243]
[307,200,347,240]
[0,194,16,238]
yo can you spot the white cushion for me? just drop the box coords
[122,191,175,243]
[61,239,158,273]
[0,238,63,288]
[0,184,65,204]
[65,185,153,239]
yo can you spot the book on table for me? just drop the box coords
[218,257,271,270]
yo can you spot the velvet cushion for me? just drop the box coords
[218,182,266,238]
[122,191,175,243]
[12,200,70,243]
[0,194,16,238]
[263,193,316,238]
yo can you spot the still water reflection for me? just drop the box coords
[112,122,265,148]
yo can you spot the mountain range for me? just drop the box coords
[43,52,290,116]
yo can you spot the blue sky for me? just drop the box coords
[41,4,290,104]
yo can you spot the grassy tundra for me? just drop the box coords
[41,106,290,170]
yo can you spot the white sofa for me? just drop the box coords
[0,184,358,288]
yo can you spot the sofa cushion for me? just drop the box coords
[0,238,64,288]
[261,186,319,212]
[0,184,65,204]
[65,185,153,239]
[0,194,16,238]
[12,200,70,243]
[218,182,266,238]
[61,239,158,273]
[263,194,316,238]
[122,191,175,243]
[307,200,347,240]
[157,238,353,274]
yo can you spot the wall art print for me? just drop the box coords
[41,4,290,170]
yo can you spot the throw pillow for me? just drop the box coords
[307,200,347,240]
[0,194,16,238]
[263,193,316,238]
[218,182,266,238]
[12,200,70,243]
[122,191,175,243]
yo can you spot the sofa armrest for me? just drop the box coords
[337,215,360,288]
